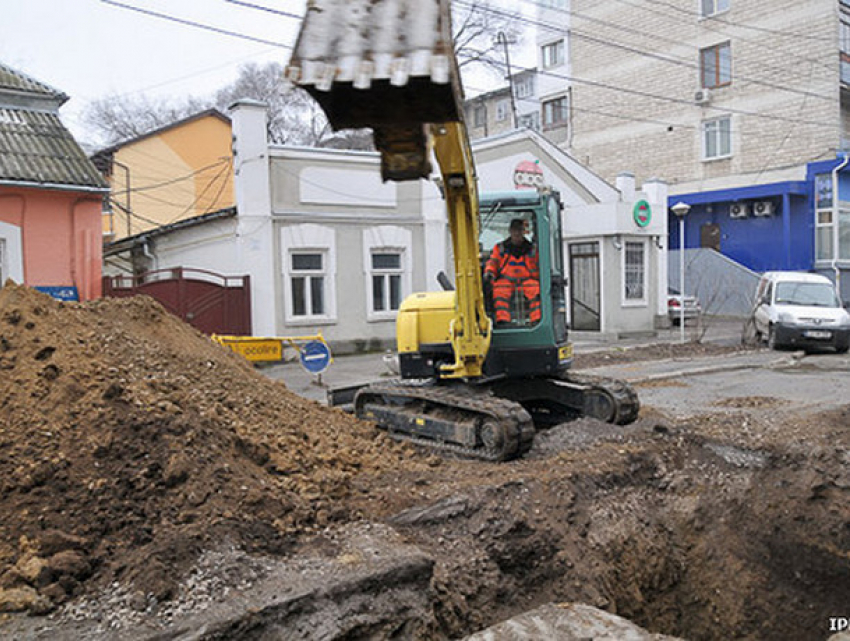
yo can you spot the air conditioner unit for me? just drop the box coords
[729,203,749,219]
[752,201,774,217]
[694,88,711,105]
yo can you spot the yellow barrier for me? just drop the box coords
[211,333,332,366]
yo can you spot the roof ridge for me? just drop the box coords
[0,62,68,101]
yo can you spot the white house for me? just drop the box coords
[120,100,669,352]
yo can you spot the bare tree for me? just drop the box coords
[83,2,524,148]
[81,94,209,146]
[452,0,525,83]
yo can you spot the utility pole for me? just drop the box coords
[496,31,518,130]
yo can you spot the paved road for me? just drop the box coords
[261,317,758,405]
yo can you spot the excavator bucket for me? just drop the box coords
[286,0,464,181]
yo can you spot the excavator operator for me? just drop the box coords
[484,218,540,326]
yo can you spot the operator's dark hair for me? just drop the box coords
[509,218,525,231]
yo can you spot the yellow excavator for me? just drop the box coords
[287,0,638,461]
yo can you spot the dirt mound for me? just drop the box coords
[0,283,423,611]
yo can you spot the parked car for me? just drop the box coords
[752,271,850,353]
[668,289,701,325]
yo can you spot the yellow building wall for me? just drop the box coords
[106,115,234,240]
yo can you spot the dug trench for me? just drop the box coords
[0,283,846,640]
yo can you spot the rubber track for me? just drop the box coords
[558,372,641,425]
[356,380,535,462]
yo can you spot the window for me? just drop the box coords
[518,112,540,131]
[623,241,646,303]
[473,104,486,127]
[290,252,326,317]
[700,0,729,17]
[814,172,848,262]
[515,75,534,99]
[702,116,731,160]
[841,18,850,84]
[363,226,412,320]
[371,252,403,312]
[542,96,568,127]
[282,223,336,324]
[700,42,731,88]
[495,99,510,122]
[541,40,564,69]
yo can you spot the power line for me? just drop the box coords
[111,159,231,197]
[456,0,836,104]
[100,0,292,49]
[224,0,303,21]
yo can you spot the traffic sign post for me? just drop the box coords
[299,339,332,384]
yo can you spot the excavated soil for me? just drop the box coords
[0,283,847,640]
[0,283,430,610]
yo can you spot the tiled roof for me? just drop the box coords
[0,108,108,190]
[0,63,66,101]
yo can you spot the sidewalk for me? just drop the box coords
[262,317,751,403]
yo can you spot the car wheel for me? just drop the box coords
[836,343,849,354]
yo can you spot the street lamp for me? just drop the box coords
[495,31,518,130]
[670,201,691,343]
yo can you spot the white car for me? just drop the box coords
[752,271,850,353]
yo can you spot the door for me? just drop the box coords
[700,223,721,251]
[569,242,600,331]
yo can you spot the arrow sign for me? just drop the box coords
[299,340,332,374]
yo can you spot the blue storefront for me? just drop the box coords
[668,155,850,301]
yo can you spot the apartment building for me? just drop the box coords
[465,0,570,144]
[465,68,541,139]
[565,0,850,298]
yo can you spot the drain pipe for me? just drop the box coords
[831,153,848,297]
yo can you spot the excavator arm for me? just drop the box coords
[287,0,490,378]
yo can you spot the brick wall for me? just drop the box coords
[568,0,839,185]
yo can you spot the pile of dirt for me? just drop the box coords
[0,283,426,612]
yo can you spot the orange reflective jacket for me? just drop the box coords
[485,239,539,282]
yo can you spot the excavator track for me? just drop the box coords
[354,380,535,462]
[490,372,640,429]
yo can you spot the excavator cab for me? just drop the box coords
[479,190,570,378]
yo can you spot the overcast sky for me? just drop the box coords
[0,0,309,141]
[0,0,534,144]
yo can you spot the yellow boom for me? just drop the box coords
[286,0,491,378]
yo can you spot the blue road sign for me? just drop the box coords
[299,340,331,374]
[34,286,79,301]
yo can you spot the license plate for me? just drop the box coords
[803,330,831,339]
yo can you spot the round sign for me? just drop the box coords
[299,340,332,374]
[633,199,652,228]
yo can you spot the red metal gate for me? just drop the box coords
[102,268,252,335]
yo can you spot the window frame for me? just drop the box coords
[0,238,5,284]
[515,75,534,99]
[282,223,337,326]
[541,40,564,69]
[472,104,487,128]
[542,95,568,129]
[370,250,404,314]
[289,250,328,319]
[363,226,413,322]
[701,115,732,161]
[699,0,730,18]
[700,41,732,88]
[622,239,648,306]
[495,99,510,123]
